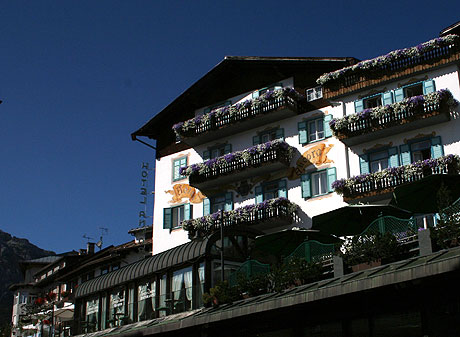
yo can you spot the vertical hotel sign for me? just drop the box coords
[139,162,151,226]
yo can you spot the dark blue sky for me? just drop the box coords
[1,1,459,253]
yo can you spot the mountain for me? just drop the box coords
[0,230,55,326]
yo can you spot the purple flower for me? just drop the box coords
[172,122,184,130]
[224,153,235,163]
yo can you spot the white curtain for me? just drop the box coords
[159,276,166,309]
[151,281,156,311]
[137,284,147,320]
[172,272,183,301]
[183,268,193,301]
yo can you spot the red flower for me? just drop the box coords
[46,292,57,302]
[42,320,50,325]
[34,297,45,305]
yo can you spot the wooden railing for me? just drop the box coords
[335,99,449,140]
[189,147,292,185]
[178,94,299,138]
[324,45,460,98]
[187,201,296,239]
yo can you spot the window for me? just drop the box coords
[298,115,332,144]
[306,86,323,101]
[202,100,231,115]
[301,168,336,198]
[359,148,398,174]
[399,136,443,165]
[171,267,193,313]
[255,180,287,203]
[395,80,435,102]
[364,95,382,109]
[252,83,283,98]
[203,192,233,215]
[172,156,187,181]
[163,204,192,229]
[253,128,284,145]
[369,150,389,173]
[203,144,232,160]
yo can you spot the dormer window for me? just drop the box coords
[306,86,323,101]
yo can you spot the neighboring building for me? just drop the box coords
[71,21,460,336]
[9,227,152,337]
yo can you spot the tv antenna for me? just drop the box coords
[82,234,94,242]
[96,227,109,250]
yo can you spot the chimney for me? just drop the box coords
[87,242,95,255]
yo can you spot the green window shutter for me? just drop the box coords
[275,128,284,140]
[326,167,337,193]
[382,92,394,105]
[203,198,210,216]
[252,91,259,99]
[278,180,287,198]
[394,88,404,102]
[224,192,233,211]
[399,144,411,165]
[354,99,364,113]
[423,80,436,95]
[203,108,211,114]
[203,150,210,160]
[184,204,192,221]
[359,154,370,174]
[324,115,333,138]
[224,100,232,106]
[298,121,307,144]
[163,208,172,229]
[255,186,263,204]
[301,174,311,198]
[388,147,400,167]
[430,136,444,159]
[224,144,232,154]
[181,157,187,167]
[253,135,261,145]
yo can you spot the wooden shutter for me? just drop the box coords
[253,135,261,145]
[423,80,436,95]
[301,174,311,198]
[430,136,444,159]
[354,99,364,113]
[203,150,210,160]
[399,144,411,165]
[255,186,263,204]
[324,115,333,138]
[278,180,287,198]
[203,198,210,216]
[383,91,394,105]
[388,147,400,167]
[184,204,192,221]
[224,192,233,211]
[163,208,172,229]
[327,167,337,193]
[224,144,232,154]
[394,88,404,102]
[275,128,284,140]
[359,154,370,174]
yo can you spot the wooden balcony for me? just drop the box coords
[333,155,460,202]
[174,92,301,147]
[185,142,293,195]
[184,198,297,238]
[321,37,460,99]
[333,96,451,146]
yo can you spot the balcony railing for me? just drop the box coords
[317,35,460,99]
[172,88,303,146]
[332,155,460,200]
[182,198,299,238]
[181,140,294,193]
[330,89,456,146]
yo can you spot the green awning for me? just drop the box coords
[390,174,460,213]
[312,205,412,236]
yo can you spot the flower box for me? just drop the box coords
[332,154,460,200]
[182,197,299,238]
[172,88,303,146]
[317,35,460,98]
[329,89,457,146]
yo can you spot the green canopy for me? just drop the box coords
[312,204,412,236]
[390,174,460,213]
